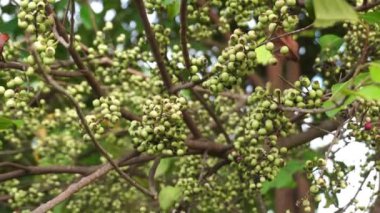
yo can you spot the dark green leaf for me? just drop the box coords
[80,4,93,30]
[0,117,23,129]
[319,34,343,53]
[360,11,380,25]
[261,160,304,193]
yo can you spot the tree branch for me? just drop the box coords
[32,151,139,213]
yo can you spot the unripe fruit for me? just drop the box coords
[27,2,37,10]
[45,47,55,57]
[6,99,16,107]
[265,42,274,51]
[236,52,245,61]
[280,46,289,54]
[13,77,23,85]
[4,89,15,98]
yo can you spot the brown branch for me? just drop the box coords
[0,61,27,70]
[255,192,267,213]
[278,118,343,149]
[134,0,173,91]
[0,164,95,182]
[148,157,160,198]
[356,0,380,11]
[32,151,139,213]
[180,0,191,74]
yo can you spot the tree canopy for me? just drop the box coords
[0,0,380,212]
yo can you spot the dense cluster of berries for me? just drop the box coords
[282,76,325,108]
[18,0,57,67]
[176,156,207,200]
[229,85,295,189]
[203,29,258,93]
[83,96,122,141]
[129,96,188,155]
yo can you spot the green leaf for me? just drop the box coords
[369,61,380,83]
[261,160,304,194]
[305,0,315,19]
[255,45,274,65]
[360,11,380,25]
[323,72,370,117]
[155,158,175,178]
[80,4,93,30]
[159,186,182,211]
[167,0,181,20]
[323,95,355,117]
[0,117,23,129]
[313,0,358,28]
[319,34,343,53]
[358,85,380,100]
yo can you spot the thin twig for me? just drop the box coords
[255,192,267,213]
[148,157,161,198]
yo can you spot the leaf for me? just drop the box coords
[323,72,370,117]
[80,4,93,30]
[360,11,380,25]
[0,117,23,129]
[319,34,343,53]
[358,85,380,100]
[159,186,182,211]
[155,158,175,178]
[166,0,181,20]
[0,19,18,35]
[369,61,380,83]
[305,0,315,19]
[313,0,359,28]
[255,45,274,65]
[261,160,304,194]
[323,95,355,118]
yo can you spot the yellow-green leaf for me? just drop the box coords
[313,0,358,28]
[159,186,182,211]
[369,61,380,83]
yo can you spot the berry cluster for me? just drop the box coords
[229,85,296,189]
[129,96,188,155]
[83,96,122,141]
[203,29,258,93]
[282,76,325,108]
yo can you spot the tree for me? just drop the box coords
[0,0,379,212]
